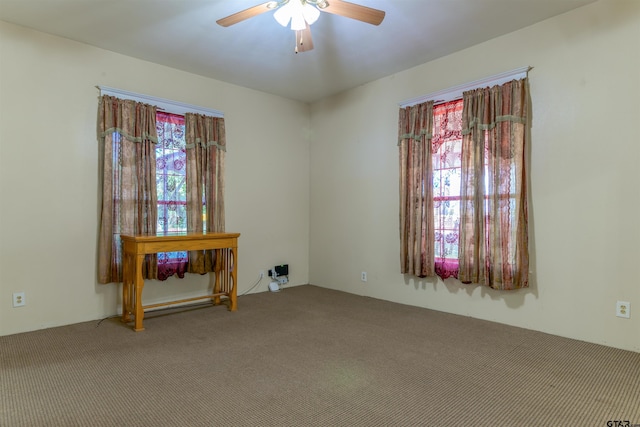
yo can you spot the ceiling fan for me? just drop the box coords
[216,0,385,53]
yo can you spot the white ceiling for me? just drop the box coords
[0,0,596,103]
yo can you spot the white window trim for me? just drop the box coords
[97,86,224,118]
[398,66,531,108]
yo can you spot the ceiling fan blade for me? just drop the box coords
[216,2,274,27]
[321,0,385,26]
[295,23,314,53]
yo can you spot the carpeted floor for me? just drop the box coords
[1,285,639,426]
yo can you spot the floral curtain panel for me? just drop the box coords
[458,78,530,290]
[398,101,435,278]
[97,95,158,284]
[432,99,464,279]
[155,112,188,280]
[184,112,226,275]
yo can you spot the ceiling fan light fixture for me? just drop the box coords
[289,1,306,31]
[274,0,320,31]
[302,3,320,25]
[290,14,306,31]
[273,4,292,27]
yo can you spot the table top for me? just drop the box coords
[120,232,240,243]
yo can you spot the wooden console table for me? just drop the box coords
[120,232,240,331]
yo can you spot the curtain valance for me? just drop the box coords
[461,79,528,134]
[185,113,226,151]
[97,95,158,144]
[398,102,434,145]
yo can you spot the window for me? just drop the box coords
[432,99,463,279]
[97,90,226,285]
[430,98,521,280]
[398,74,530,290]
[156,112,187,234]
[155,112,188,279]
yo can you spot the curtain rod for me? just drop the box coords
[96,85,224,118]
[398,66,532,108]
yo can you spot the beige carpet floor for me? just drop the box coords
[1,285,639,426]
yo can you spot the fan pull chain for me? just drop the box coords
[295,32,304,54]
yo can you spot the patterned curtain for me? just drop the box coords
[432,99,464,279]
[155,112,188,280]
[97,95,158,284]
[398,101,435,278]
[184,113,226,274]
[458,78,529,290]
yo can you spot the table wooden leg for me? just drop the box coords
[122,253,132,323]
[133,254,145,332]
[213,267,221,306]
[228,247,237,312]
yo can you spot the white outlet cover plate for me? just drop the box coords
[13,292,26,307]
[616,301,630,318]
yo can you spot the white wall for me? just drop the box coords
[309,0,640,352]
[0,21,310,335]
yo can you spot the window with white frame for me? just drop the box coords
[398,67,530,290]
[97,87,224,283]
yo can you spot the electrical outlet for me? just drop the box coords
[13,292,25,307]
[616,301,630,318]
[259,270,265,279]
[361,271,367,282]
